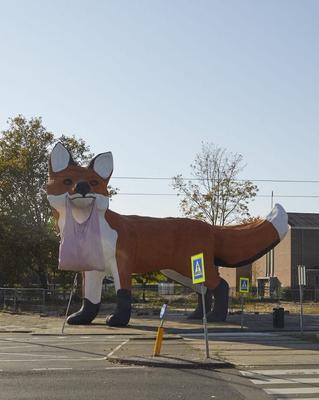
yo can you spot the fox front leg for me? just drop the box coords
[106,289,132,327]
[106,263,132,327]
[67,270,105,325]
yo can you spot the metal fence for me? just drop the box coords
[0,287,82,314]
[1,284,319,315]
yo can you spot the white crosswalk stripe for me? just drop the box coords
[241,369,319,376]
[240,368,319,399]
[251,377,319,385]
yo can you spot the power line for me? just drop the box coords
[112,176,319,183]
[116,193,319,198]
[47,174,319,184]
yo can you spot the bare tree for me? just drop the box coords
[172,142,258,225]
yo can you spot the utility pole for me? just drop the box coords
[270,191,274,277]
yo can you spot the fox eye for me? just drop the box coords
[63,178,73,185]
[89,180,99,187]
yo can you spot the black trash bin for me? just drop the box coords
[273,307,285,328]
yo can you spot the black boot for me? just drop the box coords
[67,298,100,325]
[187,289,213,320]
[207,278,229,322]
[106,289,132,327]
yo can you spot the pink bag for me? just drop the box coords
[58,199,105,271]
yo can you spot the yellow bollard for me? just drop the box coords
[153,326,164,357]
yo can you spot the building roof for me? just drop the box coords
[288,212,319,228]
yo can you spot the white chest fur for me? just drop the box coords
[47,194,119,278]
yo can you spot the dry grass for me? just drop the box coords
[230,301,319,314]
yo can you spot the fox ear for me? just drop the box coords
[50,142,75,173]
[88,152,113,179]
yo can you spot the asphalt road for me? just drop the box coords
[0,367,266,400]
[0,334,265,400]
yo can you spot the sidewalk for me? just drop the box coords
[107,337,230,369]
[0,310,318,369]
[1,309,318,334]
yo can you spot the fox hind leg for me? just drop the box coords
[207,278,229,322]
[188,259,229,322]
[187,289,213,320]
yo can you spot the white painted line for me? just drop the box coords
[107,340,129,358]
[32,368,73,371]
[265,388,319,395]
[251,377,319,385]
[0,345,35,350]
[0,356,107,362]
[0,352,63,358]
[183,332,271,337]
[240,369,319,377]
[17,340,123,346]
[276,398,319,400]
[104,366,145,370]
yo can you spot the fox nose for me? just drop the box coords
[74,181,91,197]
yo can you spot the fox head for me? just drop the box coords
[47,142,113,230]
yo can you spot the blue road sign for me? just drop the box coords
[239,277,249,293]
[191,253,205,284]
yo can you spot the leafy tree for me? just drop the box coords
[0,115,101,288]
[172,142,258,225]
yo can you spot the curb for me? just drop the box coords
[107,355,233,369]
[30,332,151,336]
[0,330,32,334]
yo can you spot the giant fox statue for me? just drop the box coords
[47,143,288,327]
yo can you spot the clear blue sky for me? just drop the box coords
[1,0,319,219]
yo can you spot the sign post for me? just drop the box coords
[297,265,306,335]
[61,273,78,335]
[191,253,209,359]
[239,277,250,330]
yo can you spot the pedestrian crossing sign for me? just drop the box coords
[239,277,249,293]
[191,253,205,284]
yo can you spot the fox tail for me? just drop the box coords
[214,203,288,267]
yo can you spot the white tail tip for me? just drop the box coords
[266,203,288,241]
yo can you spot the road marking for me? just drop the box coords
[251,377,319,385]
[1,366,146,372]
[0,367,146,373]
[240,369,319,398]
[32,368,73,371]
[276,398,319,400]
[0,352,64,358]
[183,332,271,337]
[0,358,106,362]
[0,345,35,350]
[107,340,129,358]
[265,387,319,395]
[104,366,145,370]
[241,369,319,377]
